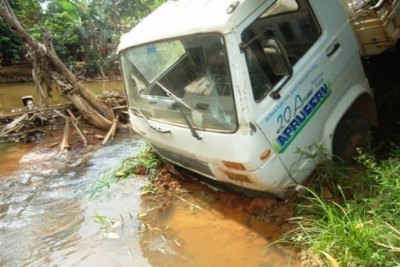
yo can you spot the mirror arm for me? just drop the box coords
[268,38,293,100]
[270,67,293,100]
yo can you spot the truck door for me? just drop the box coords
[242,0,363,183]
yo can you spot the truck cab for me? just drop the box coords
[118,0,387,197]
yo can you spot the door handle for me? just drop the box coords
[326,42,341,57]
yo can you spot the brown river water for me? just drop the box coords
[0,82,299,266]
[0,81,124,112]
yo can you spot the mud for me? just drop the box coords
[137,168,300,266]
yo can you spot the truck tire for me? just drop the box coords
[332,115,370,162]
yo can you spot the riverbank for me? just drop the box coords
[0,63,33,83]
[0,63,122,84]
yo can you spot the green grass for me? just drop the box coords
[283,146,400,266]
[92,212,122,239]
[89,144,162,198]
[114,144,162,179]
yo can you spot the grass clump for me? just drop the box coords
[114,144,163,179]
[284,146,400,266]
[89,144,162,197]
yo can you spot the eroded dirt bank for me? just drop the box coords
[136,167,300,266]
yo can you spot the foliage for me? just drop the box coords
[89,144,162,197]
[92,212,122,239]
[89,169,115,198]
[0,18,23,65]
[114,144,162,179]
[283,147,400,266]
[357,146,400,225]
[3,0,164,75]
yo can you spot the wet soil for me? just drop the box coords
[137,168,300,267]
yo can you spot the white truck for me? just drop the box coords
[118,0,400,198]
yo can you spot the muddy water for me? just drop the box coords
[0,136,150,266]
[140,199,298,267]
[0,143,34,176]
[0,81,124,112]
[0,136,299,266]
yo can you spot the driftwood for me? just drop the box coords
[0,103,72,120]
[1,114,28,135]
[67,109,87,146]
[0,85,129,147]
[54,109,88,147]
[102,114,119,145]
[59,117,70,154]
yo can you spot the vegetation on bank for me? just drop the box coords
[283,147,400,266]
[91,142,400,266]
[90,144,162,198]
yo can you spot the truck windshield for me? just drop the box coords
[120,34,237,132]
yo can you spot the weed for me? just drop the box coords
[115,144,163,179]
[283,146,400,266]
[286,186,386,266]
[92,212,122,239]
[89,144,163,197]
[89,169,115,198]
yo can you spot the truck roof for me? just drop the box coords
[117,0,265,52]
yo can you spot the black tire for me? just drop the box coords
[332,115,370,162]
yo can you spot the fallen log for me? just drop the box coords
[0,114,28,136]
[0,103,72,120]
[59,117,70,154]
[102,114,119,145]
[67,109,87,146]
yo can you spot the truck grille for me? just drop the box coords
[152,145,214,177]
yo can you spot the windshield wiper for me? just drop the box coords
[156,82,192,110]
[156,82,202,140]
[132,106,171,134]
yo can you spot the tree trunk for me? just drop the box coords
[0,0,113,130]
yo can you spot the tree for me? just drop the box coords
[0,0,114,130]
[0,18,23,65]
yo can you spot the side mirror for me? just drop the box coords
[260,38,291,76]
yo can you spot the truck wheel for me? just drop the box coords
[332,115,370,162]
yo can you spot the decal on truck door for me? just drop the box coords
[261,69,332,153]
[275,81,331,153]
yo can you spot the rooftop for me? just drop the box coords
[118,0,266,52]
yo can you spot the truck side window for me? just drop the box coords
[242,0,321,102]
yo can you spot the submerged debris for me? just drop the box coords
[0,105,68,143]
[0,90,129,149]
